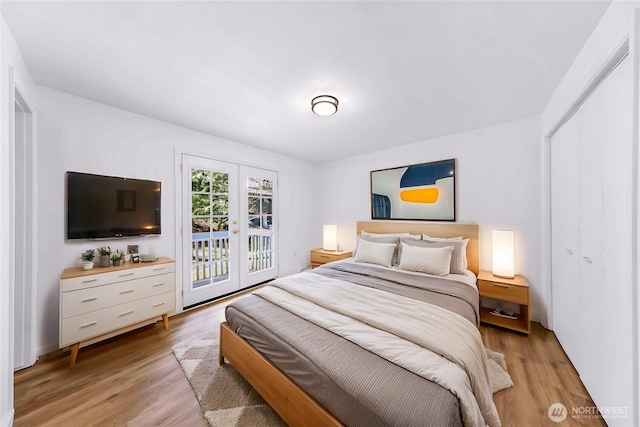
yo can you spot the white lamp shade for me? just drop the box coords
[323,225,338,251]
[492,230,515,279]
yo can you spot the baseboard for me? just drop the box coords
[1,409,15,427]
[37,344,61,358]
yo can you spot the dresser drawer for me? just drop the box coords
[61,262,176,292]
[60,291,175,347]
[62,272,175,319]
[478,280,528,304]
[311,251,352,263]
[311,252,339,264]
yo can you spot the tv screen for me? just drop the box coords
[67,172,161,240]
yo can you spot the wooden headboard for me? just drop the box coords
[356,221,479,275]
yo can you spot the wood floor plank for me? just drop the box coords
[15,295,603,426]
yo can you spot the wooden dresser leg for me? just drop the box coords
[70,343,80,369]
[162,313,169,331]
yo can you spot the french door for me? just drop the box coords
[181,155,278,307]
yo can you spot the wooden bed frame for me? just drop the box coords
[219,221,480,426]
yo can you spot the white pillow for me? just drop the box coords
[421,236,469,272]
[353,238,396,267]
[397,242,454,276]
[354,235,401,265]
[362,231,421,240]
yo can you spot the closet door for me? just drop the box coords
[551,55,634,425]
[599,56,634,416]
[577,77,605,405]
[551,111,581,371]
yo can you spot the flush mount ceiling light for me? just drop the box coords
[311,95,339,116]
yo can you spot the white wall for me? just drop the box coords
[1,14,38,427]
[316,116,543,321]
[35,86,317,355]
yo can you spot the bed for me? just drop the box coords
[219,221,500,427]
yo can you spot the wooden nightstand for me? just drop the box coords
[477,270,530,334]
[310,248,353,269]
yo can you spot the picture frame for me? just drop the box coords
[370,158,456,221]
[127,245,138,254]
[131,255,140,263]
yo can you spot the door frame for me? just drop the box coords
[9,67,38,370]
[174,148,279,312]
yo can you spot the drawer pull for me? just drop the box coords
[119,289,134,294]
[119,310,134,317]
[320,255,330,259]
[565,249,573,255]
[582,256,593,264]
[119,272,135,277]
[493,284,510,289]
[153,302,165,308]
[153,267,165,271]
[80,321,97,328]
[81,297,97,302]
[81,279,98,284]
[153,283,165,287]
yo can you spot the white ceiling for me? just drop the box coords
[2,1,610,164]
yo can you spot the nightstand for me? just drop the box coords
[477,270,530,334]
[310,248,353,269]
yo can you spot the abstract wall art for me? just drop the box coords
[370,159,456,221]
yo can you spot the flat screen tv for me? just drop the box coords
[67,172,161,240]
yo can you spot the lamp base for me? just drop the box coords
[492,272,515,279]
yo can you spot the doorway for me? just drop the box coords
[12,78,37,371]
[181,155,278,307]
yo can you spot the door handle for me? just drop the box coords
[233,229,238,234]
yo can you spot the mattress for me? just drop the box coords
[225,261,480,427]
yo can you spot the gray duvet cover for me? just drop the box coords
[225,262,479,427]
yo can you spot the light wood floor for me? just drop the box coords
[14,295,603,427]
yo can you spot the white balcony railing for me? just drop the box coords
[191,231,273,288]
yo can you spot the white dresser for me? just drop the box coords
[59,257,176,367]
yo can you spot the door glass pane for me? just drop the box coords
[248,177,261,195]
[247,176,274,273]
[191,170,211,192]
[261,179,273,195]
[191,168,230,289]
[262,198,272,214]
[248,197,260,215]
[192,217,211,233]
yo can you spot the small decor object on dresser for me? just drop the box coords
[79,249,95,271]
[98,246,111,268]
[111,250,124,266]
